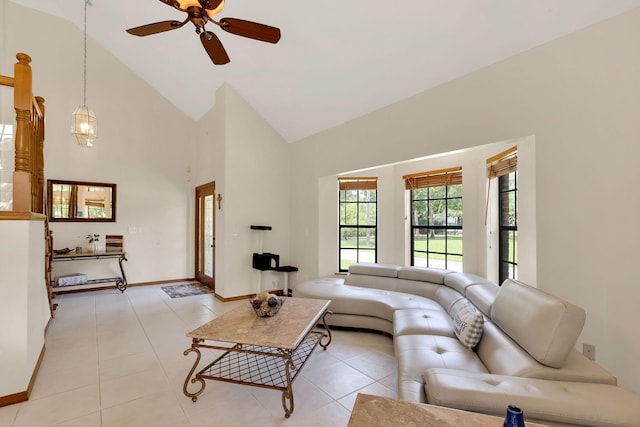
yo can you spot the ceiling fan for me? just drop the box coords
[126,0,281,65]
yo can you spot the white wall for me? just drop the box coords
[222,85,291,298]
[0,220,49,397]
[2,2,197,284]
[291,8,640,393]
[193,84,291,299]
[193,85,226,294]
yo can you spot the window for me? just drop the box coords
[405,167,463,271]
[338,177,377,272]
[487,147,518,284]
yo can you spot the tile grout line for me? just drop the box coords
[130,286,195,426]
[95,293,104,426]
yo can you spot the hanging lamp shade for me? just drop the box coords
[72,0,97,147]
[71,105,97,147]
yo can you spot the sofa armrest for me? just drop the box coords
[423,368,640,427]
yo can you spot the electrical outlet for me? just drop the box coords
[583,343,596,360]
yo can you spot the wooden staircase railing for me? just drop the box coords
[0,53,52,315]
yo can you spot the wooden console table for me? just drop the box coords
[51,250,128,293]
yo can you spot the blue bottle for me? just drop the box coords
[504,404,525,427]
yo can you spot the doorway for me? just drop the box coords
[195,182,215,289]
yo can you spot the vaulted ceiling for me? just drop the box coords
[9,0,640,142]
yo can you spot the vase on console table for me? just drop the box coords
[86,234,100,253]
[504,405,525,427]
[85,241,102,252]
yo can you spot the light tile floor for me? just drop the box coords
[0,284,397,427]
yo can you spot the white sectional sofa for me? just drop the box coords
[293,263,640,427]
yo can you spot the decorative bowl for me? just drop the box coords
[249,295,286,317]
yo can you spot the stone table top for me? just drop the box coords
[348,394,548,427]
[187,297,330,350]
[52,250,125,259]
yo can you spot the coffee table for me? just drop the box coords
[182,297,332,418]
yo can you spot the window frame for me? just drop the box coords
[338,177,378,272]
[498,170,518,283]
[405,167,463,271]
[486,146,518,284]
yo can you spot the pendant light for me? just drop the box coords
[71,0,97,147]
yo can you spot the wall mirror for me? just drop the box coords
[47,180,116,222]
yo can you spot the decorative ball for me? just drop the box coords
[250,293,286,317]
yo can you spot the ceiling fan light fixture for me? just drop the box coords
[176,0,224,17]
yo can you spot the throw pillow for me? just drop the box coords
[451,301,484,350]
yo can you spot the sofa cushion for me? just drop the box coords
[444,272,495,295]
[345,274,404,291]
[397,266,452,284]
[434,286,466,314]
[490,279,585,368]
[465,282,499,317]
[423,369,640,427]
[395,334,488,402]
[348,263,400,278]
[476,321,562,377]
[388,279,441,301]
[393,308,455,337]
[450,300,484,350]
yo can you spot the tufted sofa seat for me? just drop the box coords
[424,369,640,427]
[290,276,448,335]
[293,263,640,427]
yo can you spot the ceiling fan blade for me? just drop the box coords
[126,20,184,36]
[219,18,281,43]
[200,31,230,65]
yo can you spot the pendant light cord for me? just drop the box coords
[83,0,89,106]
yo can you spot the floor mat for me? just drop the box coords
[161,282,214,298]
